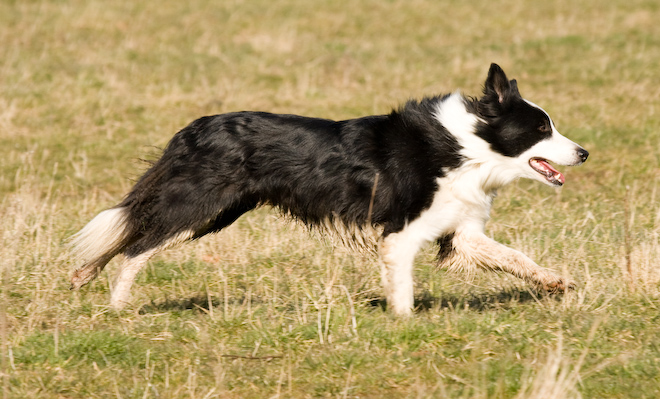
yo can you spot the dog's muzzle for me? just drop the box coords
[577,148,589,163]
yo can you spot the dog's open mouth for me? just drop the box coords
[529,158,564,186]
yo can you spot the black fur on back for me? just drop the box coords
[118,96,465,256]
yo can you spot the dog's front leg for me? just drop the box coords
[439,231,575,292]
[379,232,426,317]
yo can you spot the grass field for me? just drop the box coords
[2,0,660,397]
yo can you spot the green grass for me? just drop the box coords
[2,0,660,397]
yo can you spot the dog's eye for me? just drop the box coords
[538,121,551,133]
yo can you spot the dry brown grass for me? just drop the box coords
[2,0,660,397]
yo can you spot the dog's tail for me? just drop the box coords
[69,207,134,290]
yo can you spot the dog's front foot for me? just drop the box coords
[538,276,576,294]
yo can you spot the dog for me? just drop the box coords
[69,63,588,316]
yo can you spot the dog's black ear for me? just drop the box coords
[483,63,512,104]
[509,79,520,97]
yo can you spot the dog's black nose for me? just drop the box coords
[578,148,589,162]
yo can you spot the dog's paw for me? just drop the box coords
[539,277,576,294]
[69,266,99,290]
[69,270,87,290]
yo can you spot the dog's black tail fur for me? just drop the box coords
[70,120,259,289]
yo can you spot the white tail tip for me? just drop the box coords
[69,207,129,264]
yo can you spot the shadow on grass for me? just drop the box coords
[370,287,555,313]
[140,286,554,315]
[139,296,235,314]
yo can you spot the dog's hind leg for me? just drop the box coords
[439,231,576,293]
[110,229,196,309]
[110,250,158,310]
[109,202,258,310]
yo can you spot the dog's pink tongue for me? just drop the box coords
[531,159,565,184]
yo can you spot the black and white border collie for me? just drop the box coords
[70,64,588,316]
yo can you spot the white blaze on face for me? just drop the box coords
[519,100,588,186]
[434,92,587,189]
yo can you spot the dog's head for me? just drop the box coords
[474,63,588,187]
